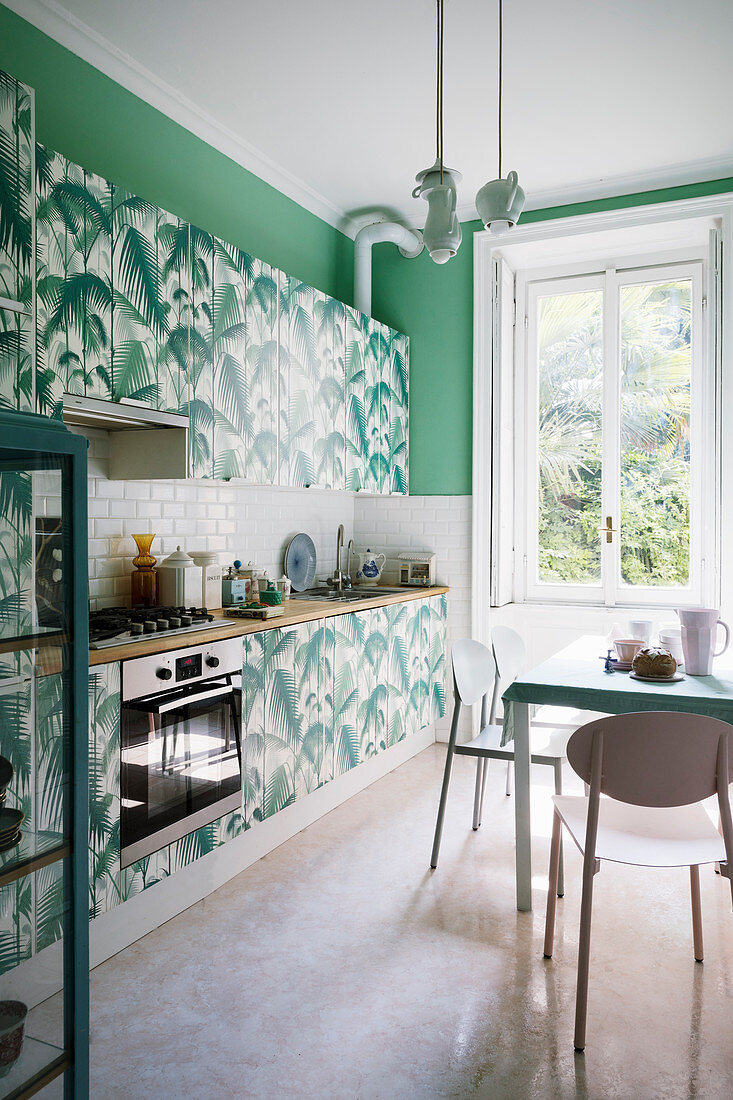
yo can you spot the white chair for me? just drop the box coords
[430,636,571,893]
[543,711,733,1052]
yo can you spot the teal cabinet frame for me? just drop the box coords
[0,410,89,1099]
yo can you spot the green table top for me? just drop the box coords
[502,636,733,741]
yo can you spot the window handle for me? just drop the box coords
[598,516,617,544]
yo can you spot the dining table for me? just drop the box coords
[502,635,733,912]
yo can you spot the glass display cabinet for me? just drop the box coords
[0,411,88,1098]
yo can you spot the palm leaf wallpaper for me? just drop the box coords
[242,596,445,824]
[0,76,409,491]
[0,72,34,413]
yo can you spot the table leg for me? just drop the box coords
[513,701,532,911]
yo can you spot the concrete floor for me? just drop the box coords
[83,745,733,1098]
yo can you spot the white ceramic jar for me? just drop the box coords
[190,552,223,611]
[157,546,197,606]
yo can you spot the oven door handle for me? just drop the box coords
[127,683,236,716]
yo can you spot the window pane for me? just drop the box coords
[536,289,603,584]
[620,280,691,587]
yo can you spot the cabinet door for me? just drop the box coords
[158,217,192,416]
[344,305,369,491]
[87,662,122,918]
[359,605,389,755]
[211,236,255,478]
[328,612,363,778]
[111,185,169,408]
[35,147,113,416]
[363,317,384,492]
[242,258,278,483]
[187,224,214,478]
[386,327,409,494]
[0,72,34,412]
[279,275,317,486]
[313,294,346,489]
[426,593,447,725]
[242,623,322,825]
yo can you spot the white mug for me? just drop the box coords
[628,619,652,646]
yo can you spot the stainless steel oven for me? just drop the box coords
[120,637,242,868]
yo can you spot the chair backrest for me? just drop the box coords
[490,626,526,723]
[491,626,526,690]
[451,639,495,707]
[567,711,733,808]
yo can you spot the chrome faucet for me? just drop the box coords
[334,524,345,591]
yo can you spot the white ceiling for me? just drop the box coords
[11,0,733,236]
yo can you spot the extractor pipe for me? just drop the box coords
[353,222,423,316]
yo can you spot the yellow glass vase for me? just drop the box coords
[131,533,158,607]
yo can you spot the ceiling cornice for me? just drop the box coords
[449,151,733,228]
[5,0,359,237]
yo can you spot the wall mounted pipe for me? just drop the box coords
[354,222,423,316]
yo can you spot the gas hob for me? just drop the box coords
[89,606,236,650]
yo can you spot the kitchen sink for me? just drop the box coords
[290,586,405,604]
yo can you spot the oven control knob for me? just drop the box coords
[157,667,173,680]
[206,656,220,668]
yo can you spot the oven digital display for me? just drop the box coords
[176,653,202,681]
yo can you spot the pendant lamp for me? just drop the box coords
[475,0,525,233]
[413,0,462,264]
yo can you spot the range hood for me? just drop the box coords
[62,395,190,480]
[62,393,189,431]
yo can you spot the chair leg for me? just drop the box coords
[553,760,564,898]
[431,743,456,869]
[544,810,563,958]
[472,758,484,831]
[690,865,704,962]
[477,758,489,828]
[505,759,513,797]
[574,861,597,1052]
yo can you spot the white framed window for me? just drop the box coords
[519,258,708,606]
[472,198,731,638]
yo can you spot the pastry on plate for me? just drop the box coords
[631,646,677,679]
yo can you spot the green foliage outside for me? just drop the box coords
[537,280,691,588]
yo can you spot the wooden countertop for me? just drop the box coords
[88,586,449,666]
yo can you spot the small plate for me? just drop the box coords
[284,533,317,593]
[0,808,24,834]
[611,660,633,672]
[629,671,685,684]
[0,831,21,854]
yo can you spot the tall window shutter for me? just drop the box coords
[490,256,516,607]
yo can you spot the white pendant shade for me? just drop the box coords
[414,161,463,264]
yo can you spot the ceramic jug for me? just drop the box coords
[355,549,386,585]
[676,608,730,675]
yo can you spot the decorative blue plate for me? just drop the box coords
[285,533,317,592]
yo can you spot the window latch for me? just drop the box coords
[598,516,617,544]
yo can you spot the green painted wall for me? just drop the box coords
[374,178,733,496]
[0,5,353,303]
[3,4,733,497]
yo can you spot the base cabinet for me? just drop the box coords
[242,595,446,827]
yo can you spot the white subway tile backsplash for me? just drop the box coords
[352,493,472,742]
[81,434,473,742]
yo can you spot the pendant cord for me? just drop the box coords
[498,0,503,179]
[436,0,444,183]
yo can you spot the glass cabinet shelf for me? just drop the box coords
[0,1035,67,1100]
[0,830,68,890]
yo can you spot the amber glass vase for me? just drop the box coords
[131,533,158,607]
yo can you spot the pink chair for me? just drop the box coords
[543,711,733,1051]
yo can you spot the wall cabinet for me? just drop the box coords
[242,595,446,827]
[0,72,35,413]
[0,69,409,490]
